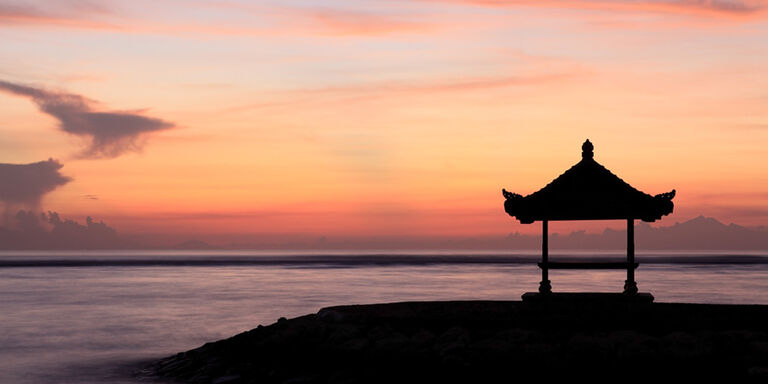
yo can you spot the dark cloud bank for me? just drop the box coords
[114,216,768,250]
[0,80,173,158]
[0,158,70,207]
[0,211,134,249]
[278,216,768,250]
[0,159,71,224]
[0,80,173,247]
[0,214,767,250]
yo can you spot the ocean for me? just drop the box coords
[1,250,768,383]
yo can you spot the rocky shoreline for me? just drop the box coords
[149,300,768,383]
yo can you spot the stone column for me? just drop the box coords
[539,220,552,294]
[624,218,638,294]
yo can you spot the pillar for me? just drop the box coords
[624,218,638,294]
[539,220,552,294]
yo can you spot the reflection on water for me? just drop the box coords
[1,251,767,383]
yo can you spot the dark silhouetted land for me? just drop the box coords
[149,300,768,383]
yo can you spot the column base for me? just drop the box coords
[538,279,552,294]
[623,280,638,294]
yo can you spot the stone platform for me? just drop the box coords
[522,292,654,304]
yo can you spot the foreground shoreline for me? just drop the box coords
[149,299,768,383]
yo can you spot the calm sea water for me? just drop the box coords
[1,250,768,383]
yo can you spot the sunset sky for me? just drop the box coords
[1,0,767,243]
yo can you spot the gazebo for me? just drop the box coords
[502,140,675,297]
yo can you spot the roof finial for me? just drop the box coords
[582,139,593,159]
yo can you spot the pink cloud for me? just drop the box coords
[0,2,438,37]
[0,2,122,30]
[305,8,432,36]
[434,0,768,19]
[225,69,585,113]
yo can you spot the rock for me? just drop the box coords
[212,375,240,384]
[318,308,347,322]
[495,328,531,343]
[437,326,470,345]
[410,329,435,346]
[469,338,512,354]
[339,337,369,351]
[326,324,360,345]
[373,332,410,352]
[748,366,768,378]
[148,300,768,383]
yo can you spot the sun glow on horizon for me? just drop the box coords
[1,0,767,244]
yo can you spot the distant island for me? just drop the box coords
[1,211,767,250]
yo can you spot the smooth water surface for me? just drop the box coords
[1,250,767,383]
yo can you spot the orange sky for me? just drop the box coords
[1,0,767,241]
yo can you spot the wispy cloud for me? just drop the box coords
[435,0,768,18]
[1,0,763,36]
[303,8,431,36]
[0,1,438,36]
[0,80,174,158]
[0,1,120,30]
[226,70,583,113]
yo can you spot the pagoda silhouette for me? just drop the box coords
[503,140,675,301]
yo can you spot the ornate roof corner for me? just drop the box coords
[502,189,522,200]
[654,190,676,200]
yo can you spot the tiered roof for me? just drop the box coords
[503,140,675,223]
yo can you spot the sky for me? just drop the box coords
[1,0,767,244]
